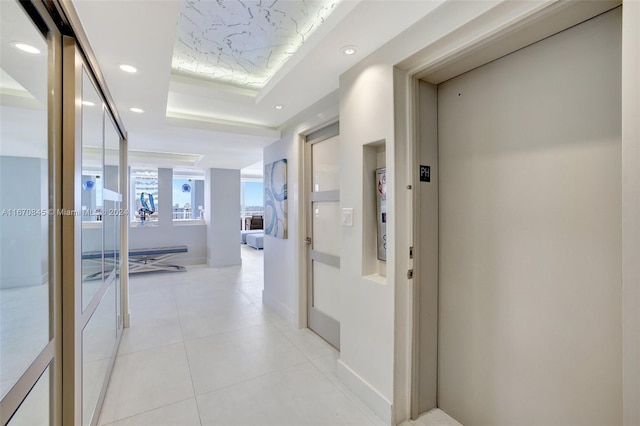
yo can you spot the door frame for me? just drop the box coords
[302,122,341,349]
[405,1,628,421]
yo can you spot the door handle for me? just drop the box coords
[304,237,312,245]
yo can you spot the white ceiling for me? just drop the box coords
[3,1,617,176]
[0,1,447,174]
[70,0,446,173]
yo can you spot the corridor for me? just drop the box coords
[98,246,385,426]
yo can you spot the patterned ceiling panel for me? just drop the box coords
[172,0,340,89]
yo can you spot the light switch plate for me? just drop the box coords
[342,208,354,227]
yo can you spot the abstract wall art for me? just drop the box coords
[264,159,288,239]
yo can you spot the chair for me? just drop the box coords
[249,215,263,230]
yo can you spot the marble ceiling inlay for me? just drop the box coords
[172,0,340,89]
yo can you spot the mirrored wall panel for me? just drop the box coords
[0,0,50,401]
[82,282,116,426]
[81,68,104,310]
[6,365,50,426]
[104,116,122,326]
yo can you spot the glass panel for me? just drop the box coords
[0,0,50,399]
[83,282,116,426]
[102,199,116,277]
[7,365,50,426]
[81,69,104,310]
[115,202,121,327]
[173,171,205,220]
[312,135,339,192]
[312,201,340,257]
[104,117,121,326]
[103,116,119,193]
[312,261,340,320]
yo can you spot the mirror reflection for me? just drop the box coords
[6,366,50,426]
[82,283,117,426]
[0,0,50,400]
[81,69,104,310]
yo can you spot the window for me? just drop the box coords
[131,168,158,223]
[173,170,205,220]
[241,180,264,230]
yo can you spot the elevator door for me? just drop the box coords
[415,8,622,425]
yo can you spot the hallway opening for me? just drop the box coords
[99,246,384,426]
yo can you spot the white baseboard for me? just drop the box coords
[337,360,393,425]
[180,256,207,266]
[262,290,295,324]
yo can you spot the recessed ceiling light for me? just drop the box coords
[342,45,358,55]
[82,101,95,106]
[129,107,144,113]
[12,42,40,54]
[275,105,283,110]
[119,64,137,73]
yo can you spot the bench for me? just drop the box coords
[246,233,264,250]
[82,245,188,279]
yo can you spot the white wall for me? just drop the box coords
[128,225,206,265]
[262,91,339,325]
[337,63,398,424]
[436,9,622,425]
[206,168,241,267]
[622,1,640,424]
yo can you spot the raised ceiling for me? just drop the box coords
[172,0,340,90]
[70,0,444,171]
[3,1,623,174]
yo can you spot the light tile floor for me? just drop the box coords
[0,283,49,398]
[98,246,387,426]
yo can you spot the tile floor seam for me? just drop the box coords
[100,330,195,423]
[172,259,312,402]
[116,310,184,357]
[307,359,385,426]
[114,340,185,360]
[177,318,276,344]
[278,330,324,364]
[114,302,183,354]
[192,358,311,398]
[179,320,274,344]
[171,282,204,426]
[100,396,197,426]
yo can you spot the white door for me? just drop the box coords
[305,124,340,349]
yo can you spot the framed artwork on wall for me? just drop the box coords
[264,159,288,239]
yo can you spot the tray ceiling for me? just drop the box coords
[172,0,340,89]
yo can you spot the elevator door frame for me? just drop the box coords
[407,1,626,420]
